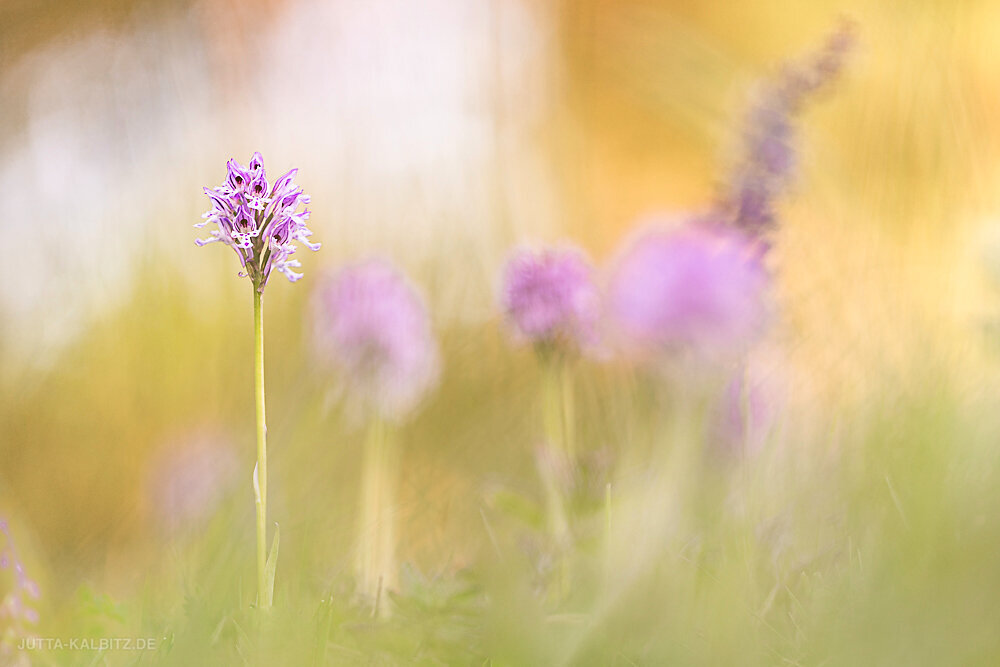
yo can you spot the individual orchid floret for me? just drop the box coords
[499,246,600,355]
[196,152,320,291]
[606,219,769,364]
[311,259,440,422]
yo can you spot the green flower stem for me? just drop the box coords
[253,286,269,610]
[542,356,574,457]
[357,418,398,616]
[559,359,575,459]
[541,354,575,596]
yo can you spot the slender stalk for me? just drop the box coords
[740,362,753,459]
[253,286,269,609]
[357,418,398,616]
[357,418,380,602]
[540,354,574,597]
[559,359,575,459]
[541,357,567,455]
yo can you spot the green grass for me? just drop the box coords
[3,260,1000,665]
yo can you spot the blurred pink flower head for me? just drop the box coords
[499,245,600,354]
[146,431,240,534]
[607,219,769,365]
[311,259,440,422]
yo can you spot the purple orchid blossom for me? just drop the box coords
[196,152,320,291]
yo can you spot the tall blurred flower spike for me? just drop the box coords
[311,259,440,614]
[195,153,318,610]
[498,245,600,595]
[718,20,855,247]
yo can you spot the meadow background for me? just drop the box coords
[4,0,1000,664]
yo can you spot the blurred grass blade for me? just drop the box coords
[262,522,279,609]
[253,462,261,502]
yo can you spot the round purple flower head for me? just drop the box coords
[196,152,319,291]
[607,220,768,363]
[499,246,600,353]
[311,260,440,422]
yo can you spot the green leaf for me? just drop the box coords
[262,522,280,609]
[252,463,262,507]
[488,488,544,531]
